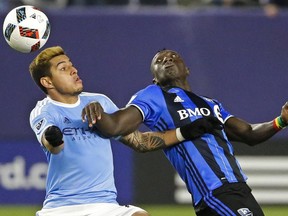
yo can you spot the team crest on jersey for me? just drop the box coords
[34,118,47,132]
[237,208,253,216]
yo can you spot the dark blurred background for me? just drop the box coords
[0,0,288,207]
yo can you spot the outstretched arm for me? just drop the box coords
[119,129,179,153]
[82,102,143,137]
[117,118,223,152]
[82,102,223,151]
[224,101,288,146]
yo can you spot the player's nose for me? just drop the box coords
[163,56,173,64]
[70,66,78,75]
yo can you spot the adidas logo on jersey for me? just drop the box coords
[64,117,71,124]
[174,96,184,103]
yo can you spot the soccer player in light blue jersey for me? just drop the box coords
[82,49,288,216]
[29,46,222,216]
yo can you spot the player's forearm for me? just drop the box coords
[120,116,224,152]
[245,104,288,145]
[94,114,136,137]
[237,120,283,146]
[96,107,143,137]
[120,130,180,153]
[248,120,285,145]
[94,112,122,137]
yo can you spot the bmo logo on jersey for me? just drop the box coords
[177,105,223,122]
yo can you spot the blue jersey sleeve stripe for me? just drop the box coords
[128,104,144,121]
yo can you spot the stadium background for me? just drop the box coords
[0,3,288,215]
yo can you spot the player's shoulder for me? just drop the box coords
[80,92,115,105]
[145,84,161,91]
[30,97,53,121]
[136,84,162,95]
[80,92,108,97]
[31,97,51,112]
[128,85,162,106]
[80,92,111,100]
[200,95,218,104]
[199,94,226,109]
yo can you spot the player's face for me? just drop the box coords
[151,50,188,86]
[49,55,83,96]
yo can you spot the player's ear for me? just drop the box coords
[40,76,53,89]
[152,78,159,85]
[186,67,190,75]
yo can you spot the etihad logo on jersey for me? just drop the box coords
[62,127,90,136]
[177,105,223,122]
[62,127,98,141]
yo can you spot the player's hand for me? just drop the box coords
[81,101,104,127]
[280,102,288,125]
[44,126,63,147]
[179,116,223,140]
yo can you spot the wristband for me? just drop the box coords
[45,126,64,147]
[273,116,288,131]
[49,140,63,147]
[176,128,185,142]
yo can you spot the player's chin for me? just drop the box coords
[75,86,84,95]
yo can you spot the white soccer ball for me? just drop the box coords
[3,5,51,53]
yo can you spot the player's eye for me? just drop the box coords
[60,67,66,71]
[156,58,162,63]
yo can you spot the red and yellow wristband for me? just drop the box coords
[273,116,288,131]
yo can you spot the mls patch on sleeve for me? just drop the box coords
[34,118,47,134]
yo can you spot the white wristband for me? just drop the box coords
[176,128,185,142]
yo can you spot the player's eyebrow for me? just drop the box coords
[56,59,71,67]
[56,61,66,67]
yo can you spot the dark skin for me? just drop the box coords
[82,49,288,146]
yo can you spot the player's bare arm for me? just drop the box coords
[82,102,143,136]
[224,101,288,145]
[119,130,180,153]
[82,101,224,150]
[82,102,184,152]
[81,102,189,152]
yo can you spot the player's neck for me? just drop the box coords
[161,80,191,92]
[48,93,79,104]
[181,81,191,92]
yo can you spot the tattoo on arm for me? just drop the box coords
[120,130,167,152]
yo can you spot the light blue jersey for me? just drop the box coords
[30,92,119,209]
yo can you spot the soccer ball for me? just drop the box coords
[2,5,50,53]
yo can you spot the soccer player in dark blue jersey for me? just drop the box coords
[82,49,288,216]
